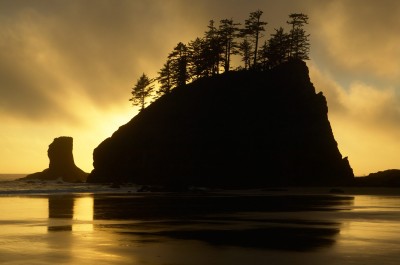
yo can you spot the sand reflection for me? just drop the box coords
[73,196,94,232]
[48,195,94,232]
[92,193,353,251]
[2,192,400,265]
[332,194,400,264]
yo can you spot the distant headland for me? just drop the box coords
[355,169,400,187]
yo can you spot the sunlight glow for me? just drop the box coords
[0,105,135,174]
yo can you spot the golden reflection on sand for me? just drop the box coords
[46,195,94,232]
[334,195,400,260]
[352,195,400,211]
[73,196,94,232]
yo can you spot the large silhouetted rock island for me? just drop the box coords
[87,59,354,188]
[22,137,88,183]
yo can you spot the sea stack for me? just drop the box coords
[87,59,354,188]
[22,136,88,182]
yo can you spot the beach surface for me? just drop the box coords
[1,188,400,264]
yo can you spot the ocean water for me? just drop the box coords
[0,174,138,195]
[1,174,400,264]
[0,174,26,181]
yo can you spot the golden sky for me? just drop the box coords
[0,0,399,176]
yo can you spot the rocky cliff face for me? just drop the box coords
[23,136,88,182]
[87,59,354,187]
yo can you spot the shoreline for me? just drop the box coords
[1,184,400,197]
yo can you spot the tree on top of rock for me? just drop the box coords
[168,42,189,87]
[130,73,154,111]
[203,20,223,75]
[152,10,312,100]
[219,18,241,72]
[266,27,290,67]
[238,38,252,70]
[187,37,209,80]
[287,13,310,60]
[242,10,267,68]
[157,59,173,96]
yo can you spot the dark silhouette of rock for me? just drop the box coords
[22,137,88,182]
[87,59,354,187]
[355,169,400,186]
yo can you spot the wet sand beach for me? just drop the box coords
[1,190,400,265]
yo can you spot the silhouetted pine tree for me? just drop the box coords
[238,38,253,70]
[130,73,154,111]
[157,59,173,96]
[218,18,240,72]
[204,20,223,75]
[257,41,269,70]
[266,27,290,67]
[168,42,189,87]
[287,13,310,60]
[242,10,267,68]
[187,37,209,80]
[154,10,311,98]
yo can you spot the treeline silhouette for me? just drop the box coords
[130,10,310,110]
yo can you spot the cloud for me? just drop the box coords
[0,0,307,123]
[0,0,207,122]
[310,60,400,175]
[310,61,400,131]
[2,0,399,122]
[308,62,347,114]
[344,82,400,127]
[305,0,400,174]
[310,0,400,82]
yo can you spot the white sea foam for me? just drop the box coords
[0,178,139,195]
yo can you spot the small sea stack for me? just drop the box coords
[21,136,88,183]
